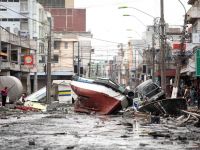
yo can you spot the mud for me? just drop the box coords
[0,106,200,150]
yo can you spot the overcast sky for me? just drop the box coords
[74,0,190,59]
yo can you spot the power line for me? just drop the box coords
[0,4,125,45]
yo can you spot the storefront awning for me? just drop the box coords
[180,59,195,74]
[155,69,176,77]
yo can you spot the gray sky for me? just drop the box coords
[75,0,190,59]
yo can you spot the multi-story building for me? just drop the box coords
[185,0,200,88]
[0,0,51,93]
[0,26,36,94]
[37,0,92,84]
[126,39,146,88]
[37,0,85,32]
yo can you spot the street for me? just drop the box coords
[1,106,200,150]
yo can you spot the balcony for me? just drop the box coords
[1,28,30,48]
[0,62,20,71]
[187,6,200,24]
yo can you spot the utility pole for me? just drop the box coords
[119,43,123,84]
[46,19,52,104]
[0,27,1,53]
[77,41,80,76]
[88,48,92,78]
[174,7,187,95]
[160,0,166,91]
[152,19,156,82]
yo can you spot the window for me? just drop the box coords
[0,8,7,11]
[64,42,68,49]
[39,43,44,54]
[11,50,18,62]
[54,41,60,49]
[8,18,14,21]
[38,0,65,8]
[52,55,58,63]
[21,19,28,31]
[1,18,20,21]
[13,18,20,21]
[39,55,45,63]
[20,0,28,12]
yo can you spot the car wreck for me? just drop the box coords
[132,79,187,116]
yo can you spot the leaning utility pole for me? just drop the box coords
[46,19,52,104]
[160,0,166,92]
[174,8,187,95]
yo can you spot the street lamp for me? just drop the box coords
[123,14,146,27]
[118,6,155,19]
[119,6,159,83]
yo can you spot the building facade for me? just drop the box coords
[37,0,92,84]
[0,0,51,93]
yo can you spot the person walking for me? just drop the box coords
[1,87,8,107]
[190,86,197,106]
[183,85,191,105]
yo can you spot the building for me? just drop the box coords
[184,0,200,89]
[37,0,92,84]
[126,39,146,88]
[0,0,51,93]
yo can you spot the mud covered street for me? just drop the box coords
[1,106,200,150]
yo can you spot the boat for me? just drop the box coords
[70,76,134,115]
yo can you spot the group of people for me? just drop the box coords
[180,85,200,108]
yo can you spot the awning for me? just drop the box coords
[180,59,195,74]
[31,71,74,76]
[155,69,176,77]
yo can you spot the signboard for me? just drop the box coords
[24,55,33,65]
[172,43,186,50]
[195,48,200,76]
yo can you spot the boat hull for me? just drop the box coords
[71,81,128,115]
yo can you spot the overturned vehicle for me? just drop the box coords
[133,79,187,116]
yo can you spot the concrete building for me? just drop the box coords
[37,0,86,32]
[184,0,200,88]
[0,0,51,93]
[126,39,146,88]
[34,31,92,89]
[0,26,36,94]
[37,0,92,83]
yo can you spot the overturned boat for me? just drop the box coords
[70,76,134,115]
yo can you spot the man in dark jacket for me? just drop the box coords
[1,87,8,106]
